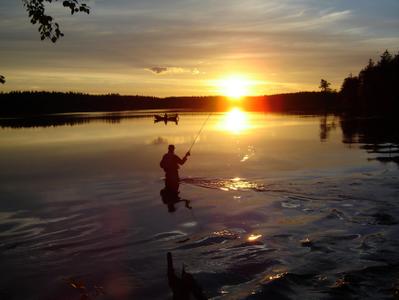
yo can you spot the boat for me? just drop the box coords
[154,113,179,124]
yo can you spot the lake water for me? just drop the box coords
[0,110,398,300]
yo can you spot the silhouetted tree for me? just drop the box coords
[378,50,393,67]
[340,50,399,115]
[319,79,332,92]
[340,73,359,110]
[23,0,90,43]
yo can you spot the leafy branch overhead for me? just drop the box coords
[23,0,90,43]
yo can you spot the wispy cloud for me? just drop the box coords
[146,67,200,75]
[148,67,168,74]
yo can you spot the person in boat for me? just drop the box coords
[160,144,190,192]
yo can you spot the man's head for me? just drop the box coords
[168,144,175,153]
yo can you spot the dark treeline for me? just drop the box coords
[0,92,213,115]
[340,50,399,115]
[0,91,338,117]
[254,92,337,112]
[0,50,397,117]
[0,92,170,116]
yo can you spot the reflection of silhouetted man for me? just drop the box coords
[160,145,190,192]
[160,187,192,213]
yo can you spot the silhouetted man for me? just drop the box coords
[160,145,190,192]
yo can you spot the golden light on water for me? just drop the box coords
[218,108,250,134]
[247,234,262,241]
[265,272,288,282]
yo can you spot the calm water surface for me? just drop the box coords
[0,110,398,299]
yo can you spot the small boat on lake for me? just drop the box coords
[154,113,179,124]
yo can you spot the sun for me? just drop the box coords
[218,75,251,99]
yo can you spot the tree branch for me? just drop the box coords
[23,0,90,43]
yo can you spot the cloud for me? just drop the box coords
[148,67,168,74]
[146,67,200,75]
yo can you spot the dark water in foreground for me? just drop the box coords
[0,110,398,300]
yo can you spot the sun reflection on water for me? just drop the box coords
[247,234,262,241]
[218,108,251,134]
[218,177,265,191]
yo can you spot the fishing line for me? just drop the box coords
[188,112,212,153]
[183,112,213,231]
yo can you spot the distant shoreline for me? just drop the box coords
[0,91,340,117]
[2,50,397,117]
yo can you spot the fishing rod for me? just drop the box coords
[187,112,212,153]
[182,113,212,230]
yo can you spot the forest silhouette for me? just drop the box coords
[0,91,339,116]
[1,51,397,117]
[340,50,399,116]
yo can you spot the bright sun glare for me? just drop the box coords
[219,107,250,134]
[218,76,252,99]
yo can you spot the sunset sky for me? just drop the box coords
[0,0,398,96]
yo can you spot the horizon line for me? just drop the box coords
[0,89,328,98]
